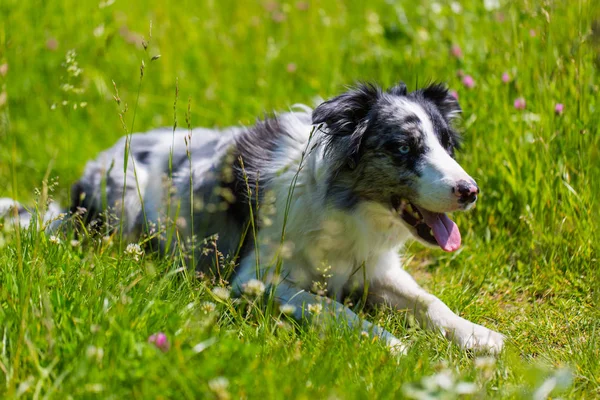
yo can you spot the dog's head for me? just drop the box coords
[313,82,478,252]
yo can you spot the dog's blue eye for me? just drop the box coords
[399,145,410,154]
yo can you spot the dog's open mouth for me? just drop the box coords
[391,196,461,252]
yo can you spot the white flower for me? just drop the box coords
[49,235,61,244]
[70,239,80,247]
[243,279,266,297]
[280,304,297,315]
[475,356,497,380]
[125,243,143,261]
[450,1,463,13]
[403,369,480,399]
[208,377,230,399]
[86,345,104,363]
[423,371,454,391]
[455,381,477,394]
[212,287,230,301]
[483,0,500,11]
[307,303,322,315]
[475,356,496,370]
[200,301,216,314]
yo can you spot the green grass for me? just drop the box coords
[1,0,599,398]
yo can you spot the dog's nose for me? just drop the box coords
[453,180,479,204]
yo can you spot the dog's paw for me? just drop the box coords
[449,322,505,354]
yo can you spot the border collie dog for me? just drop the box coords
[2,82,504,354]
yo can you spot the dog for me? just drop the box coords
[1,82,504,354]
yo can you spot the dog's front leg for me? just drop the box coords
[231,258,407,355]
[369,251,504,354]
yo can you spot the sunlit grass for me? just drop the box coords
[1,0,599,398]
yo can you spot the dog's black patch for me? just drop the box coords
[226,116,291,225]
[313,83,382,170]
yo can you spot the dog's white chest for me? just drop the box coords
[290,201,411,296]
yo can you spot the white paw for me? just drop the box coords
[450,322,505,354]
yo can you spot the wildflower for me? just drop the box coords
[462,75,475,89]
[49,235,61,244]
[93,24,105,37]
[263,0,278,12]
[46,38,58,51]
[296,1,309,10]
[279,241,295,259]
[125,243,144,261]
[243,279,266,297]
[450,44,462,58]
[424,370,454,390]
[501,72,510,83]
[200,301,216,314]
[276,320,292,331]
[86,345,104,363]
[450,2,462,14]
[403,369,478,399]
[286,63,297,73]
[474,356,496,369]
[70,239,80,248]
[533,368,573,400]
[148,332,170,352]
[212,287,231,301]
[84,384,104,393]
[208,377,230,400]
[271,11,286,23]
[0,63,7,76]
[514,97,526,110]
[280,304,297,315]
[483,0,500,11]
[554,103,564,115]
[455,382,478,394]
[307,303,322,315]
[529,29,536,37]
[450,90,459,100]
[98,0,115,8]
[475,356,496,380]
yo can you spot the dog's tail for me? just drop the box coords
[0,198,64,232]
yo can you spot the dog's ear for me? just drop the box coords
[312,83,380,169]
[421,83,461,122]
[386,81,408,96]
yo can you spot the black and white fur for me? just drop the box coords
[1,82,504,354]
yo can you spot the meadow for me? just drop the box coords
[0,0,599,398]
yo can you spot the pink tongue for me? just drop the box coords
[419,210,461,252]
